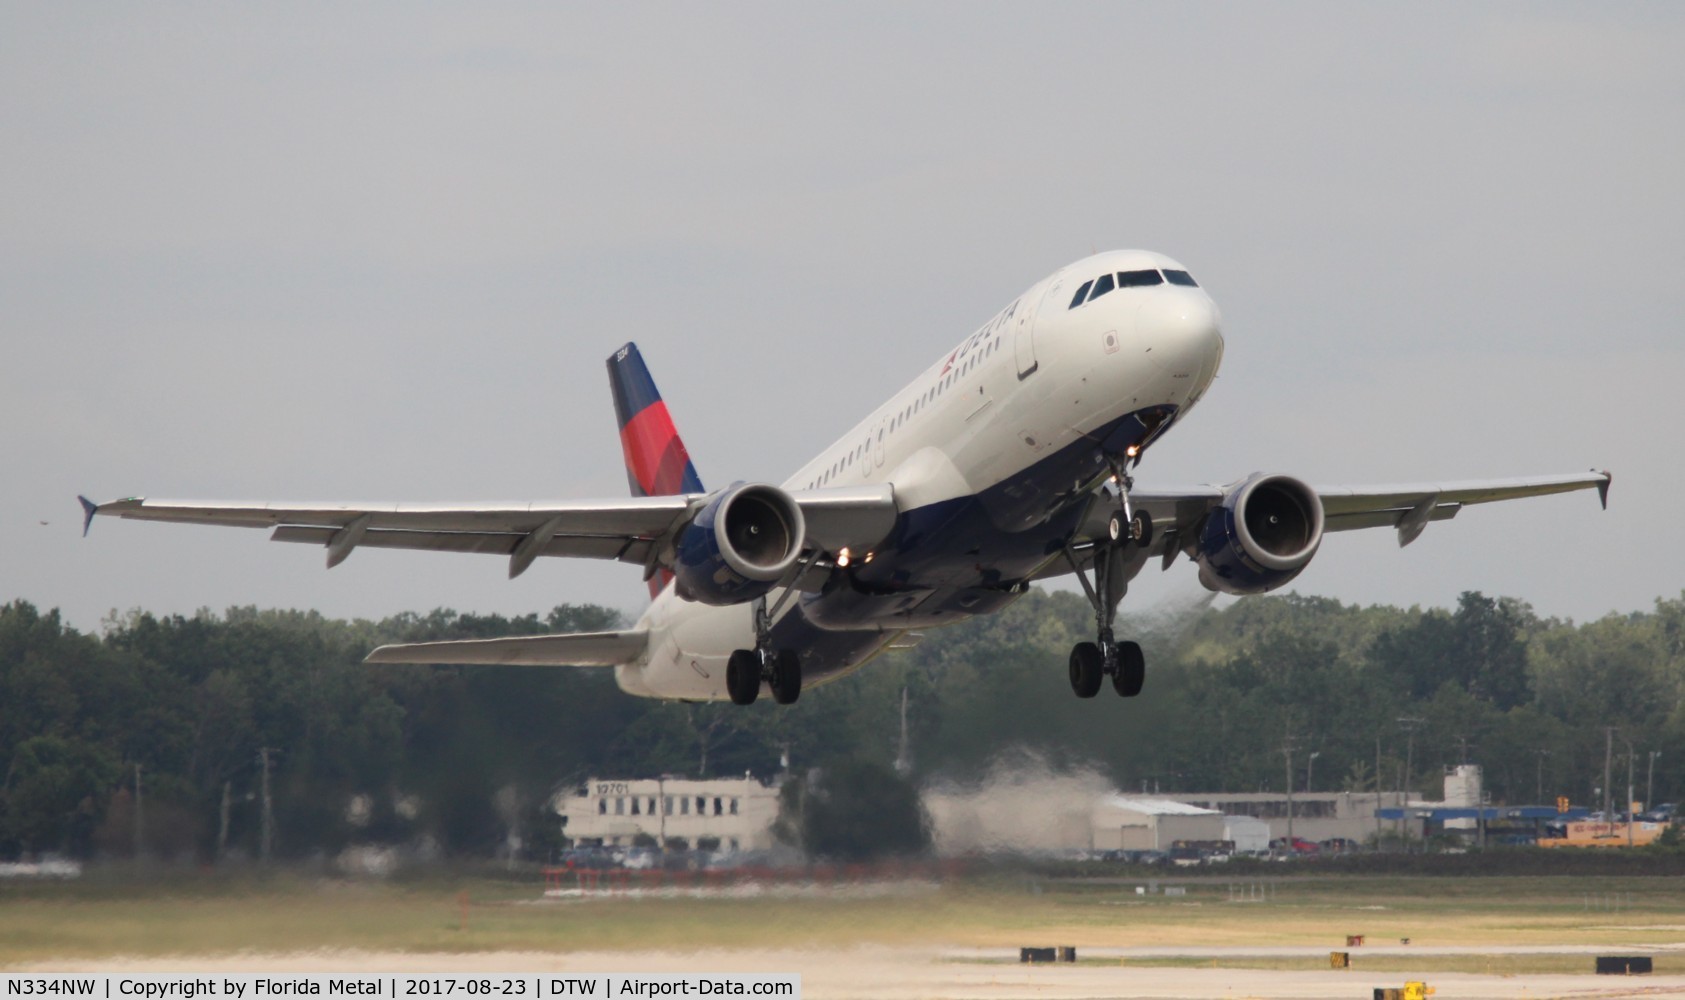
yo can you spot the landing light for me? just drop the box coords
[1126,444,1140,458]
[837,547,851,568]
[863,551,874,564]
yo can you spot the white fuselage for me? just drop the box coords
[622,250,1224,700]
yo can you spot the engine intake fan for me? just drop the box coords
[1196,473,1323,595]
[674,483,806,605]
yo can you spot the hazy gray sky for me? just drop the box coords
[4,4,1681,631]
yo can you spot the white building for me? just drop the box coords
[922,782,1229,855]
[555,775,782,852]
[1222,815,1272,854]
[1439,764,1484,830]
[1164,791,1407,843]
[1091,796,1227,851]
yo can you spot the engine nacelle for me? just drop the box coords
[674,483,806,606]
[1195,473,1324,595]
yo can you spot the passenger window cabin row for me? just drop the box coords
[804,332,1005,491]
[1069,268,1198,309]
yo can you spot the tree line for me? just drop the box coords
[2,588,1682,861]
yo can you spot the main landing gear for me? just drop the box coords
[726,595,803,706]
[1068,636,1144,698]
[1064,468,1151,700]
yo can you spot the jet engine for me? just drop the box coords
[1195,473,1324,595]
[674,483,806,605]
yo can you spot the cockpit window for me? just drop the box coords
[1163,269,1198,287]
[1117,269,1163,287]
[1068,280,1093,309]
[1087,272,1115,302]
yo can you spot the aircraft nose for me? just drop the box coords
[1137,290,1223,378]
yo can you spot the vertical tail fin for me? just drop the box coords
[608,342,704,498]
[607,343,702,599]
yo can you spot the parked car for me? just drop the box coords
[557,847,616,870]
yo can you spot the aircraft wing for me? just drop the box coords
[78,484,897,580]
[365,629,647,667]
[1048,470,1611,577]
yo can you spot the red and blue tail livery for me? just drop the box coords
[608,342,704,500]
[608,342,703,600]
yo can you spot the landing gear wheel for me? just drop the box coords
[769,649,803,705]
[1069,642,1103,699]
[726,649,760,706]
[1112,640,1145,698]
[1106,511,1153,546]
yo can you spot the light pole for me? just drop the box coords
[1648,751,1662,815]
[1397,717,1425,849]
[1307,751,1322,795]
[1535,749,1550,805]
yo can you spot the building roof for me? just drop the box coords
[1099,795,1223,817]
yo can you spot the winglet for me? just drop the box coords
[78,495,98,537]
[1596,470,1612,510]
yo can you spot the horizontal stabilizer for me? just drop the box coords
[364,629,646,667]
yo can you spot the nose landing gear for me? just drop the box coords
[1063,478,1152,700]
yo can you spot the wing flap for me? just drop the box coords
[1324,503,1461,533]
[86,486,896,576]
[90,496,694,535]
[364,629,647,666]
[270,525,650,563]
[1045,471,1608,582]
[1315,472,1610,515]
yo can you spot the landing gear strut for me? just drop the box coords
[727,594,804,706]
[1064,467,1150,699]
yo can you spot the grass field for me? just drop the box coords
[2,869,1682,972]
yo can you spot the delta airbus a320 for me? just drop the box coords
[82,251,1610,706]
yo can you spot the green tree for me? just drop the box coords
[776,758,929,861]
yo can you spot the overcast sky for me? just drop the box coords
[4,3,1681,633]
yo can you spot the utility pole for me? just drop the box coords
[1535,749,1550,805]
[133,763,144,860]
[1454,734,1475,764]
[1375,735,1384,849]
[895,686,911,775]
[1397,717,1425,850]
[657,776,667,860]
[1648,751,1662,816]
[1603,727,1615,837]
[217,780,232,862]
[1281,738,1298,851]
[258,747,276,864]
